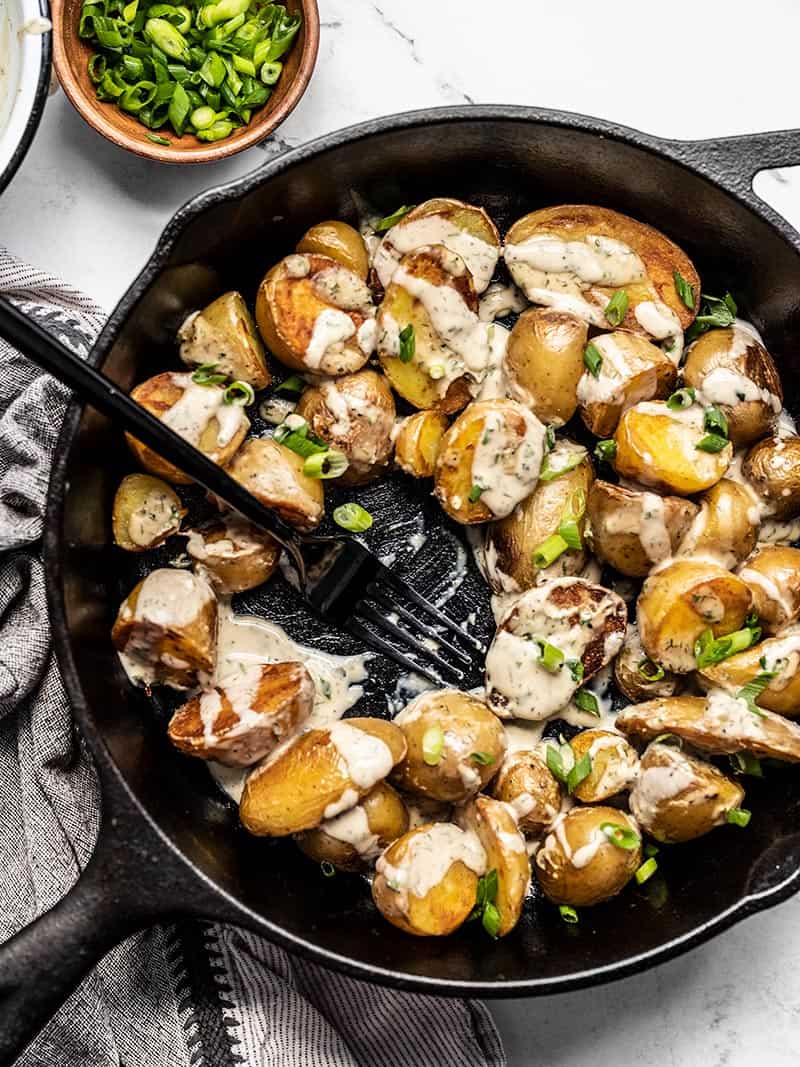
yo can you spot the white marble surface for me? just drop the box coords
[3,1,800,1063]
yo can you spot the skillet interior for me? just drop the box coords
[53,113,800,992]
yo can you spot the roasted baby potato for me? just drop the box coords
[568,729,640,803]
[586,480,697,577]
[111,568,217,689]
[737,546,800,634]
[296,781,409,872]
[373,197,501,293]
[295,370,396,485]
[239,717,407,836]
[614,624,682,703]
[434,398,546,523]
[457,795,530,937]
[391,690,506,803]
[112,473,186,552]
[492,750,562,834]
[255,253,376,375]
[168,661,314,766]
[184,515,280,594]
[697,632,800,717]
[577,332,677,437]
[637,559,752,673]
[629,741,745,844]
[683,327,782,445]
[742,436,800,520]
[485,578,627,720]
[178,291,270,390]
[675,478,759,569]
[127,372,250,485]
[505,308,588,425]
[613,400,732,495]
[372,822,486,936]
[224,437,324,532]
[394,410,450,478]
[296,220,370,280]
[535,806,642,908]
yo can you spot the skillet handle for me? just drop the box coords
[662,128,800,204]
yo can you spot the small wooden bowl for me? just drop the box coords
[51,0,319,164]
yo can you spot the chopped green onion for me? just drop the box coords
[635,857,658,885]
[144,17,190,61]
[274,374,306,396]
[190,104,215,130]
[232,53,256,77]
[88,53,108,83]
[685,292,738,342]
[422,725,445,766]
[736,670,778,717]
[653,732,683,747]
[223,380,254,406]
[145,132,171,145]
[704,405,729,439]
[696,433,729,454]
[333,503,373,533]
[536,639,565,672]
[558,518,582,551]
[574,689,600,716]
[320,860,335,877]
[600,821,640,850]
[260,60,282,85]
[482,902,501,939]
[191,362,227,385]
[532,533,568,569]
[594,439,617,465]
[470,751,495,766]
[694,621,761,668]
[583,342,603,378]
[167,80,190,135]
[644,843,660,858]
[729,752,763,778]
[604,289,629,327]
[539,450,586,482]
[123,0,139,22]
[468,485,484,504]
[375,204,415,233]
[274,418,329,459]
[568,659,585,684]
[559,905,579,924]
[303,449,349,480]
[398,324,415,363]
[638,658,666,682]
[545,425,556,451]
[567,752,592,793]
[469,869,501,938]
[727,808,751,828]
[546,744,567,784]
[673,269,695,309]
[667,387,696,410]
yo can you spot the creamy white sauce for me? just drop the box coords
[321,803,380,858]
[163,374,248,455]
[705,688,764,740]
[738,566,795,624]
[376,823,486,899]
[630,747,697,829]
[129,488,181,547]
[699,366,781,412]
[375,214,499,292]
[576,332,654,407]
[134,568,213,629]
[328,722,394,789]
[311,266,372,311]
[478,282,527,322]
[304,308,357,370]
[505,234,645,288]
[470,404,546,518]
[633,300,684,363]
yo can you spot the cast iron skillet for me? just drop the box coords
[4,105,800,1064]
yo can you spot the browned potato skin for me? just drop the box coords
[371,824,480,936]
[578,333,677,438]
[630,742,744,844]
[616,694,800,762]
[743,436,800,520]
[126,373,250,485]
[185,516,279,594]
[394,410,450,478]
[637,559,752,673]
[492,750,561,835]
[506,308,588,425]
[179,291,271,390]
[239,718,407,837]
[112,474,186,552]
[295,370,396,486]
[296,782,409,872]
[737,546,800,634]
[683,327,782,445]
[224,437,324,532]
[486,446,592,591]
[613,401,732,495]
[586,480,697,578]
[569,730,640,803]
[614,624,682,703]
[391,690,506,803]
[457,795,530,937]
[535,807,642,907]
[675,479,759,568]
[168,662,314,766]
[296,221,369,280]
[697,637,800,717]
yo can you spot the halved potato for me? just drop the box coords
[112,473,186,552]
[255,253,376,375]
[185,515,280,594]
[675,478,759,568]
[296,220,370,280]
[168,661,314,766]
[637,559,752,673]
[743,436,800,520]
[737,546,800,634]
[614,623,682,703]
[586,480,697,578]
[296,781,409,872]
[178,291,270,389]
[239,717,407,836]
[224,437,324,532]
[457,795,530,937]
[394,410,450,478]
[569,729,640,802]
[697,632,800,717]
[505,308,588,425]
[613,400,732,495]
[434,398,546,524]
[492,750,562,834]
[111,568,217,689]
[295,370,396,485]
[126,372,250,485]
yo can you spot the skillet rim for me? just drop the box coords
[44,104,800,996]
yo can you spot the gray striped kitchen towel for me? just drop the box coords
[0,247,505,1067]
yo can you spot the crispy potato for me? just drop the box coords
[373,197,501,293]
[637,559,752,673]
[569,730,640,802]
[737,546,800,634]
[586,480,697,578]
[391,690,506,803]
[126,372,250,485]
[178,291,270,389]
[296,220,369,280]
[492,750,562,834]
[372,822,486,936]
[295,370,396,485]
[296,781,409,872]
[485,443,592,591]
[630,742,745,844]
[697,632,800,717]
[255,253,376,375]
[394,410,450,478]
[168,661,314,766]
[675,478,759,568]
[577,332,677,437]
[683,327,782,445]
[505,308,588,425]
[535,806,642,907]
[613,400,732,495]
[434,399,546,524]
[111,568,217,689]
[614,624,682,703]
[485,578,627,720]
[112,473,186,552]
[743,436,800,520]
[457,795,530,937]
[185,515,280,594]
[224,437,324,532]
[239,717,407,836]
